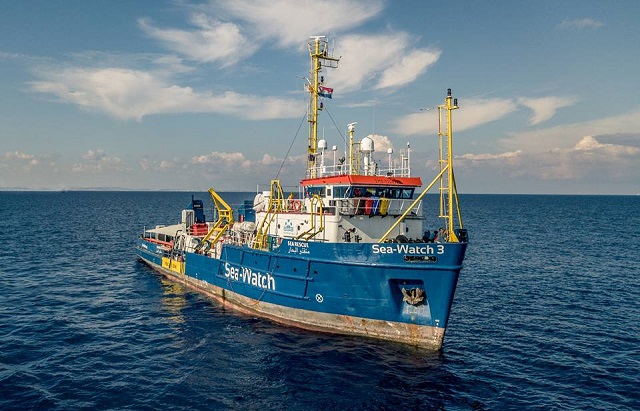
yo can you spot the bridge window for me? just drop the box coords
[346,186,414,199]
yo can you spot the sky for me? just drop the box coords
[1,0,639,194]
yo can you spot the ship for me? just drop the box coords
[135,36,468,350]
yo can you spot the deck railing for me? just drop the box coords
[305,163,411,179]
[334,197,422,217]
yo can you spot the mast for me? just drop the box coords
[347,122,357,175]
[438,89,462,242]
[307,36,339,178]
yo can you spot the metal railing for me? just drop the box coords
[334,197,422,217]
[305,163,411,179]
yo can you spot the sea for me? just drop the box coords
[0,191,638,410]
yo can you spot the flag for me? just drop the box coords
[318,86,333,99]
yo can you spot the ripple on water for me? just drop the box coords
[1,192,638,410]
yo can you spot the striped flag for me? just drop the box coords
[318,86,333,99]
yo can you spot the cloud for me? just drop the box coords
[391,94,582,136]
[501,108,640,153]
[72,149,125,172]
[457,150,523,162]
[24,1,436,121]
[569,135,640,156]
[150,55,196,74]
[518,96,577,125]
[2,151,54,170]
[559,18,604,30]
[191,151,253,171]
[456,108,640,185]
[28,67,302,121]
[543,135,639,180]
[258,153,283,166]
[139,15,255,66]
[367,134,394,153]
[187,150,308,185]
[139,0,382,65]
[393,97,518,136]
[0,51,27,59]
[426,97,640,188]
[438,150,523,178]
[455,135,640,182]
[330,33,441,93]
[376,48,441,90]
[5,151,39,163]
[140,158,178,172]
[597,133,640,148]
[82,149,107,161]
[142,0,433,94]
[218,0,384,47]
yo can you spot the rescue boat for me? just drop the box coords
[136,36,468,349]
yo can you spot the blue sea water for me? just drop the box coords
[0,191,638,410]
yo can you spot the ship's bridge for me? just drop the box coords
[301,174,423,218]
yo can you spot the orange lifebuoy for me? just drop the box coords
[292,200,301,212]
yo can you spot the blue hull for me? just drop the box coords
[136,237,466,349]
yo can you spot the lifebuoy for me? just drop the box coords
[292,200,302,212]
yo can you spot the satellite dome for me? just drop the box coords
[360,136,374,153]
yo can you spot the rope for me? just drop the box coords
[323,105,347,145]
[275,112,308,180]
[247,241,283,307]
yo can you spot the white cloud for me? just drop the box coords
[28,67,302,121]
[5,151,37,162]
[518,96,577,125]
[139,159,152,171]
[82,149,107,161]
[559,18,604,30]
[139,15,256,66]
[219,0,384,47]
[542,135,639,180]
[453,107,640,184]
[376,48,441,90]
[25,0,436,121]
[329,33,441,93]
[150,55,195,74]
[159,160,176,170]
[393,97,518,136]
[72,149,125,172]
[191,151,252,169]
[455,135,640,182]
[501,108,640,153]
[258,153,283,166]
[2,151,51,169]
[457,150,523,162]
[0,52,27,59]
[213,1,438,93]
[139,0,383,66]
[567,135,639,156]
[187,150,310,184]
[367,134,394,153]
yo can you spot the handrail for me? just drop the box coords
[253,180,286,250]
[296,194,325,240]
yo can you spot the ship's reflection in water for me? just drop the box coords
[159,278,188,324]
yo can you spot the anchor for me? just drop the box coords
[401,287,426,306]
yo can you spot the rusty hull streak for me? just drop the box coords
[144,260,446,350]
